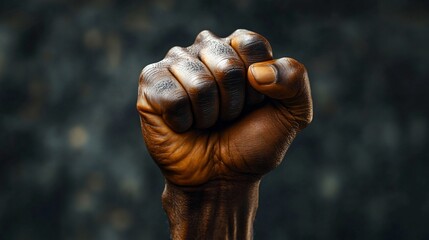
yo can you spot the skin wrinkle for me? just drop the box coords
[271,101,300,131]
[154,78,175,94]
[184,60,205,72]
[137,29,312,239]
[164,139,186,165]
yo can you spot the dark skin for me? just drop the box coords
[137,29,313,239]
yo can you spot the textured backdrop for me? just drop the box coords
[1,0,428,239]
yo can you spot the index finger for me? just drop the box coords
[227,29,274,106]
[228,29,273,67]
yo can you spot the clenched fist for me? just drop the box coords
[137,29,312,239]
[138,29,312,186]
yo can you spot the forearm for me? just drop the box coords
[162,178,261,240]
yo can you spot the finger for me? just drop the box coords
[228,29,274,107]
[247,57,313,129]
[168,47,219,129]
[196,30,246,121]
[137,61,193,132]
[229,29,273,67]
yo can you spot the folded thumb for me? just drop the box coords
[247,57,307,100]
[247,57,313,130]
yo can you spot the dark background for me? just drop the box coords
[1,0,428,239]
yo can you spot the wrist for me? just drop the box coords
[162,178,261,240]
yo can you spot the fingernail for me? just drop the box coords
[250,64,277,85]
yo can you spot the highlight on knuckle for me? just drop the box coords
[140,63,160,83]
[232,28,253,36]
[235,35,271,61]
[195,30,214,42]
[166,46,188,58]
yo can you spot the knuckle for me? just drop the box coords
[209,41,235,56]
[195,30,215,42]
[166,46,188,58]
[180,59,206,72]
[153,77,178,95]
[235,33,272,56]
[169,59,212,84]
[199,39,235,58]
[140,63,160,83]
[232,28,251,35]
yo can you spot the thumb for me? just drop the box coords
[247,57,313,129]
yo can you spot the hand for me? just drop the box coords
[137,29,312,239]
[137,29,312,187]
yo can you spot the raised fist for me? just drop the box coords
[137,29,312,187]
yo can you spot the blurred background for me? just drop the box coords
[1,0,428,239]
